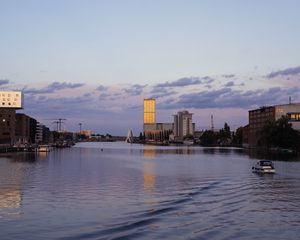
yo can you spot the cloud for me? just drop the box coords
[0,79,10,86]
[154,76,215,88]
[267,66,300,78]
[96,85,108,91]
[23,81,85,94]
[150,90,177,99]
[22,92,143,135]
[159,87,300,109]
[224,81,234,87]
[123,84,147,96]
[201,76,215,83]
[149,84,177,98]
[99,93,111,100]
[24,93,94,118]
[222,74,235,78]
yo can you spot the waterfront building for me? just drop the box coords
[143,98,155,125]
[35,122,51,144]
[173,111,195,140]
[0,109,16,144]
[144,123,173,141]
[15,113,37,144]
[80,130,93,138]
[0,91,23,109]
[0,91,23,145]
[248,103,300,146]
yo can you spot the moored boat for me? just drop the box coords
[36,145,53,152]
[252,160,275,174]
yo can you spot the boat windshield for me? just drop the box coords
[260,161,273,167]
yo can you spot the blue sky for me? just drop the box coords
[1,0,300,135]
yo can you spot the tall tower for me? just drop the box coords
[143,98,156,124]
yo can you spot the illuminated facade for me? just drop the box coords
[0,91,23,109]
[143,98,156,124]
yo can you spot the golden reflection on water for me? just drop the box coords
[0,189,21,209]
[143,146,156,194]
[0,158,23,218]
[143,161,156,193]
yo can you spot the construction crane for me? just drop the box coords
[43,118,67,132]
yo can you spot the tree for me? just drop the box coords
[139,132,144,141]
[233,126,243,145]
[258,116,300,150]
[200,130,217,146]
[218,122,231,145]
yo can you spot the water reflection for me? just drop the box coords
[1,142,300,240]
[247,149,300,161]
[143,161,156,193]
[0,157,24,218]
[142,145,246,156]
[143,146,156,194]
[0,189,21,209]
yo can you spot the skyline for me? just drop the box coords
[1,1,300,134]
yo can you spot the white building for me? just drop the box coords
[173,111,195,139]
[0,91,23,109]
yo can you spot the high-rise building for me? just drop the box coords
[173,111,194,139]
[143,98,155,124]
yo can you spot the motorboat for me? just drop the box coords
[183,140,194,146]
[252,160,275,174]
[36,145,53,152]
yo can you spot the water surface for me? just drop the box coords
[1,142,300,239]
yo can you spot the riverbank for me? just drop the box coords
[0,142,74,153]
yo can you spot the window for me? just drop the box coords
[287,113,300,121]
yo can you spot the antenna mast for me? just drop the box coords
[211,115,214,132]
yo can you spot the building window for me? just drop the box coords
[288,113,300,121]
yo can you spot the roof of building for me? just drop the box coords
[249,102,300,112]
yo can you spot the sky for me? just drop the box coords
[1,0,300,135]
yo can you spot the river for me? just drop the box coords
[1,142,300,239]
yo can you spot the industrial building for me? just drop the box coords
[0,91,51,146]
[247,103,300,146]
[15,113,37,144]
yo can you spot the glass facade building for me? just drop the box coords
[143,99,156,124]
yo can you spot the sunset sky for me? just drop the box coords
[1,0,300,135]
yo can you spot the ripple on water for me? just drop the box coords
[1,143,300,240]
